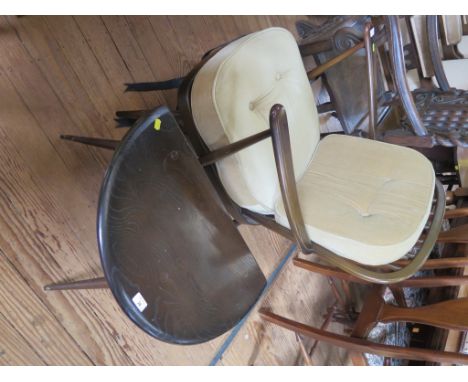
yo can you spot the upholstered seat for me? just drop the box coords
[191,27,436,266]
[275,134,434,265]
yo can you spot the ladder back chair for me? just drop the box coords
[387,15,468,148]
[260,285,468,365]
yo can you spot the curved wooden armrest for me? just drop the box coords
[269,104,445,284]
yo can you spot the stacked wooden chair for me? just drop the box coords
[405,15,468,92]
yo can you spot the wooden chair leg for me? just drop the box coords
[445,208,468,219]
[446,188,468,205]
[294,257,468,288]
[44,277,108,291]
[60,135,119,150]
[259,309,468,364]
[308,302,338,361]
[295,333,314,365]
[437,223,468,244]
[389,286,408,307]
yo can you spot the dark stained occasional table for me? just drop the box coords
[48,106,266,345]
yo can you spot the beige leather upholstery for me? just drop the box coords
[192,28,320,214]
[275,135,435,266]
[191,27,436,266]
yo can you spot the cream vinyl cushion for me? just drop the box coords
[275,135,435,266]
[192,28,320,214]
[191,27,435,266]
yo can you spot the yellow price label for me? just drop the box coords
[154,118,162,131]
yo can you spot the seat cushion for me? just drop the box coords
[191,27,320,214]
[275,135,435,266]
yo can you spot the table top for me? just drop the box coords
[97,106,265,344]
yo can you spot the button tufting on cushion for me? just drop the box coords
[191,27,320,214]
[275,134,435,266]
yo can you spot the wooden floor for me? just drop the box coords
[0,16,348,365]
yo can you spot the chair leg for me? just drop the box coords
[308,301,338,361]
[389,286,407,307]
[124,77,184,92]
[437,223,468,244]
[60,135,119,150]
[44,277,108,291]
[259,309,468,364]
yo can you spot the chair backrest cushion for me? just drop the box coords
[191,27,320,214]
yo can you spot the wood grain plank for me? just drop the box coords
[219,257,350,366]
[0,66,224,366]
[1,15,112,198]
[124,16,183,108]
[0,311,45,366]
[0,119,133,365]
[100,16,166,107]
[43,16,125,123]
[5,15,119,145]
[0,253,92,365]
[72,16,151,111]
